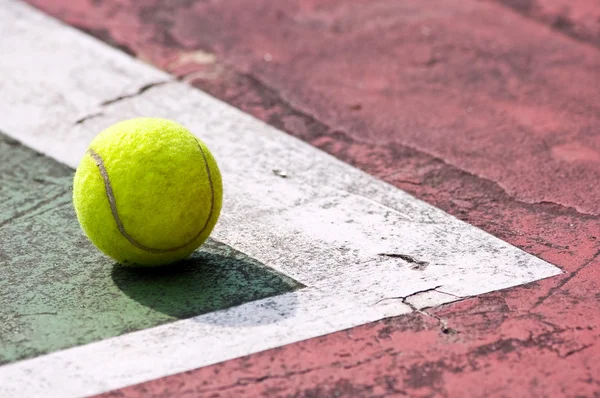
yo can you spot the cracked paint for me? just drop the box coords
[74,112,104,125]
[99,79,174,106]
[378,253,430,270]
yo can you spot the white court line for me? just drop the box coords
[0,1,562,397]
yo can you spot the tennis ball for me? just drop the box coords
[73,117,222,266]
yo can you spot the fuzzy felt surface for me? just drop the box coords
[73,118,222,266]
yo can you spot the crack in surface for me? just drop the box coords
[533,248,600,308]
[194,349,403,394]
[475,330,595,360]
[374,286,461,335]
[373,286,443,306]
[195,366,321,393]
[100,80,174,106]
[378,253,429,270]
[562,343,593,358]
[74,112,104,125]
[414,308,458,337]
[434,289,462,299]
[13,312,58,318]
[73,78,176,125]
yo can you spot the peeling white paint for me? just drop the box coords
[405,289,460,310]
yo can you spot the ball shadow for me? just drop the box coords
[111,240,303,326]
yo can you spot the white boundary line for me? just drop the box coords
[0,1,562,397]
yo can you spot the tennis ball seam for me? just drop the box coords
[87,140,215,254]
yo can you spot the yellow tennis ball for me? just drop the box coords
[73,117,223,266]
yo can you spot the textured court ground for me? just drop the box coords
[1,0,599,397]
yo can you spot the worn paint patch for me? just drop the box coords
[0,133,301,365]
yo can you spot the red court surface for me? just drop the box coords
[20,0,600,396]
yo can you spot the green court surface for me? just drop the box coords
[0,133,302,365]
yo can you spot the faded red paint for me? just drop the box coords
[26,0,600,216]
[25,0,600,396]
